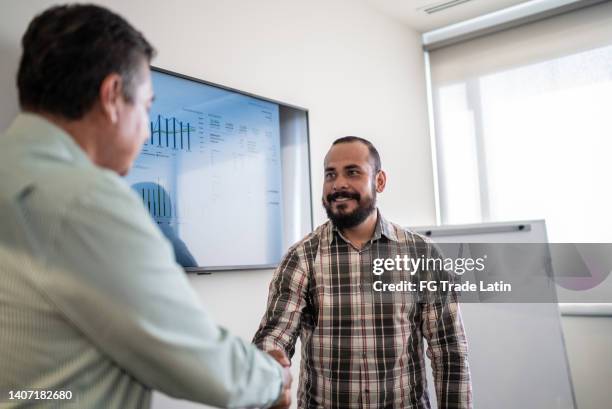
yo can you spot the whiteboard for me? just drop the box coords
[411,220,576,409]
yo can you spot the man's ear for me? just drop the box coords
[99,73,123,124]
[375,170,387,193]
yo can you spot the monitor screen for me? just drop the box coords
[125,68,283,269]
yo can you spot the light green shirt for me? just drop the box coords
[0,113,283,408]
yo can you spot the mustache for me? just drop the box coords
[326,191,360,203]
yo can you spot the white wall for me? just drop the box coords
[0,1,433,408]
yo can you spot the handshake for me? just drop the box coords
[267,349,293,409]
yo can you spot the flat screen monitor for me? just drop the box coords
[125,67,311,271]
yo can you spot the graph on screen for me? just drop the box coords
[136,182,174,219]
[147,114,194,151]
[125,69,283,269]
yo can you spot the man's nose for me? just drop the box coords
[332,175,349,191]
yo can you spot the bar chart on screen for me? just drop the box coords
[136,181,175,220]
[145,113,200,151]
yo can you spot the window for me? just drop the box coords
[429,2,612,241]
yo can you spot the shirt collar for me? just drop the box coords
[326,209,399,244]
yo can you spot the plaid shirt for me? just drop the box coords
[253,212,472,409]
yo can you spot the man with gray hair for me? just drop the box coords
[0,4,290,408]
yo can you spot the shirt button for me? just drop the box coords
[362,353,367,359]
[364,389,370,394]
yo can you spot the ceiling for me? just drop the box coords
[364,0,532,32]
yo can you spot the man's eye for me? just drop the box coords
[325,173,335,180]
[348,170,359,176]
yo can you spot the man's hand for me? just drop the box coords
[268,349,291,367]
[268,349,292,409]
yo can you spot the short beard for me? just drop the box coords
[324,189,377,230]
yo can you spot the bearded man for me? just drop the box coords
[253,136,472,409]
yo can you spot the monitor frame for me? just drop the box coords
[148,66,314,273]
